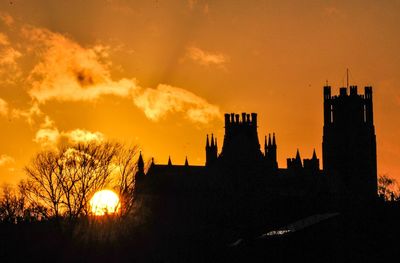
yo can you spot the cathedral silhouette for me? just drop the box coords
[135,84,378,219]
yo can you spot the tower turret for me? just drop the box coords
[135,151,145,184]
[303,149,320,173]
[295,149,302,167]
[270,133,277,168]
[264,135,268,157]
[206,134,218,166]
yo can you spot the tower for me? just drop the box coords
[264,133,278,169]
[220,112,263,163]
[205,134,218,166]
[322,85,377,199]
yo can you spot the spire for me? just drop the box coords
[206,134,210,148]
[214,137,218,148]
[185,156,189,166]
[264,135,267,152]
[137,151,144,174]
[268,133,272,147]
[312,149,317,159]
[168,156,172,166]
[272,133,276,146]
[211,133,215,148]
[295,149,301,161]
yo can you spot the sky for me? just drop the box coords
[0,0,399,185]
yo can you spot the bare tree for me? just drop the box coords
[25,151,63,218]
[57,143,119,219]
[378,174,399,201]
[0,184,24,223]
[112,144,139,216]
[24,141,140,220]
[18,180,48,221]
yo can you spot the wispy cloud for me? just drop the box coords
[0,33,22,83]
[64,129,105,144]
[0,13,221,129]
[0,98,8,116]
[0,13,14,27]
[11,103,43,125]
[34,126,105,148]
[0,97,43,125]
[34,127,61,148]
[186,46,228,67]
[134,84,220,123]
[33,116,105,147]
[19,24,220,123]
[23,26,139,103]
[0,154,15,167]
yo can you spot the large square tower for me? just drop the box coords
[323,85,377,199]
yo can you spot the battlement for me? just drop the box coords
[323,85,374,127]
[324,86,373,100]
[224,112,257,127]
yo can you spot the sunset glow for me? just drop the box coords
[90,190,120,216]
[0,1,399,185]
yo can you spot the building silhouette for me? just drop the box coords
[323,85,377,199]
[137,84,378,205]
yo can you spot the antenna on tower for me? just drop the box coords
[346,68,349,88]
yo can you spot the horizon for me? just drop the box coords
[0,0,399,185]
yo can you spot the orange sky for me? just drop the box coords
[0,0,399,185]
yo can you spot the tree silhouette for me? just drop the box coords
[23,141,139,220]
[112,144,139,216]
[0,184,25,223]
[378,174,399,201]
[0,182,47,223]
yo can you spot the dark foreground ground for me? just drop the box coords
[1,202,399,262]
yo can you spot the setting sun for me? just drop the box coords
[90,190,120,216]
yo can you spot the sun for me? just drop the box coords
[90,190,120,216]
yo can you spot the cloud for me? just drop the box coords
[20,25,221,123]
[22,26,139,103]
[0,15,221,125]
[0,154,15,167]
[34,127,61,147]
[186,46,228,67]
[11,103,42,125]
[0,33,22,83]
[34,127,105,147]
[134,84,220,123]
[0,97,43,125]
[64,129,105,144]
[0,33,21,65]
[34,115,105,147]
[0,13,14,26]
[0,98,8,116]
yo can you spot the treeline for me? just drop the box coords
[0,142,141,223]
